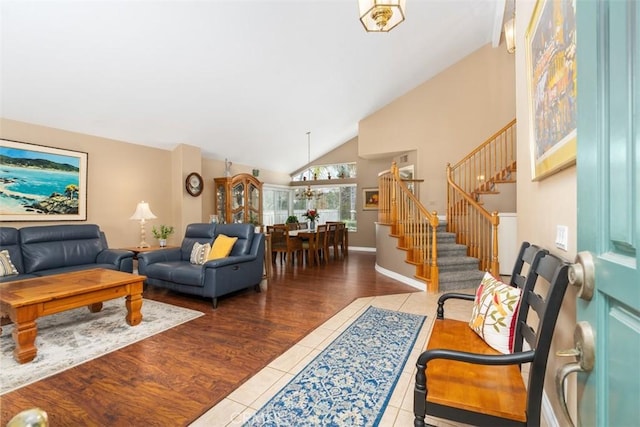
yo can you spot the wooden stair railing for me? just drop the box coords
[447,119,517,275]
[379,162,439,292]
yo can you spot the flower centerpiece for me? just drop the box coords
[302,209,319,230]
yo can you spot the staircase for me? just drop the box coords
[378,119,517,293]
[434,225,486,291]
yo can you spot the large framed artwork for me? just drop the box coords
[363,188,379,210]
[0,139,88,221]
[525,0,577,181]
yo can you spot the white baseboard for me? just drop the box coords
[348,246,376,252]
[542,389,560,427]
[374,263,425,290]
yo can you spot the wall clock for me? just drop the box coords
[185,172,203,197]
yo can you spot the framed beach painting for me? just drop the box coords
[0,140,88,221]
[525,0,577,181]
[363,188,379,210]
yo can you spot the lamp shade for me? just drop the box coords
[359,0,406,32]
[129,201,157,221]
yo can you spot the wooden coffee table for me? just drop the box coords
[0,268,145,364]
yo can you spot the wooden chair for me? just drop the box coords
[297,222,308,230]
[302,224,326,267]
[267,225,286,264]
[413,242,570,427]
[269,225,302,266]
[324,223,338,260]
[333,222,346,259]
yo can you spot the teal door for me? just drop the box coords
[575,0,640,426]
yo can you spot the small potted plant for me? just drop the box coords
[286,215,299,225]
[152,225,174,247]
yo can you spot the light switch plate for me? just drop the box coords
[555,225,568,251]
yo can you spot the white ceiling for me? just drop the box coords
[1,0,506,174]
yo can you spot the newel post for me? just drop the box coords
[491,211,500,276]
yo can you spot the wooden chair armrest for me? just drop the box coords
[436,292,475,319]
[417,348,535,368]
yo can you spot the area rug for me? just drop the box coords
[0,298,203,395]
[244,306,426,426]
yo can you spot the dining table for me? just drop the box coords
[288,227,348,267]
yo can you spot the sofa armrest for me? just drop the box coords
[203,254,257,269]
[96,249,135,272]
[138,248,181,264]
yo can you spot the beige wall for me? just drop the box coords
[516,0,577,421]
[359,43,516,213]
[0,118,290,248]
[1,118,173,248]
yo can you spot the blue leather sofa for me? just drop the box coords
[138,223,265,308]
[0,224,134,283]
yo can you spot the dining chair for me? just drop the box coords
[334,222,346,259]
[273,224,303,266]
[302,224,326,267]
[297,222,308,230]
[267,225,287,265]
[325,223,338,260]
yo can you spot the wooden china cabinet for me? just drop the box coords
[213,173,262,225]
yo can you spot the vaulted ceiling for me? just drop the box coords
[1,1,508,173]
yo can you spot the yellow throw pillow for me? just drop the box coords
[207,234,238,260]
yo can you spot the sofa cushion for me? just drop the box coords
[208,234,238,260]
[180,223,216,261]
[215,224,254,256]
[190,242,211,265]
[0,227,25,273]
[19,224,105,274]
[143,261,203,287]
[0,250,19,277]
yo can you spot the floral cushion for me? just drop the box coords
[189,242,211,265]
[468,272,522,354]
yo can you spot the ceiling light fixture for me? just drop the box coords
[358,0,406,32]
[504,17,515,53]
[504,1,516,54]
[296,131,323,201]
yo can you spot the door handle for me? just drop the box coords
[569,251,595,300]
[555,321,595,427]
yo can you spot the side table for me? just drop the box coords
[121,246,178,260]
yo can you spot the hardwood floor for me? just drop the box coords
[0,252,419,426]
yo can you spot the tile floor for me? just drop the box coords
[190,289,477,427]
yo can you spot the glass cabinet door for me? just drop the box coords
[216,183,226,222]
[214,174,262,225]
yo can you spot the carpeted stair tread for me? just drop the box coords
[436,242,469,255]
[438,270,485,292]
[437,256,480,272]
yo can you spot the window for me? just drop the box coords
[262,186,291,226]
[261,164,358,230]
[294,184,357,231]
[291,162,356,181]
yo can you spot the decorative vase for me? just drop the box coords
[310,220,316,231]
[159,239,167,248]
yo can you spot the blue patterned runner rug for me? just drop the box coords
[244,306,426,426]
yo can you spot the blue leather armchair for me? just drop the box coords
[0,224,134,283]
[137,223,265,308]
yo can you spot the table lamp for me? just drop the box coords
[130,201,157,248]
